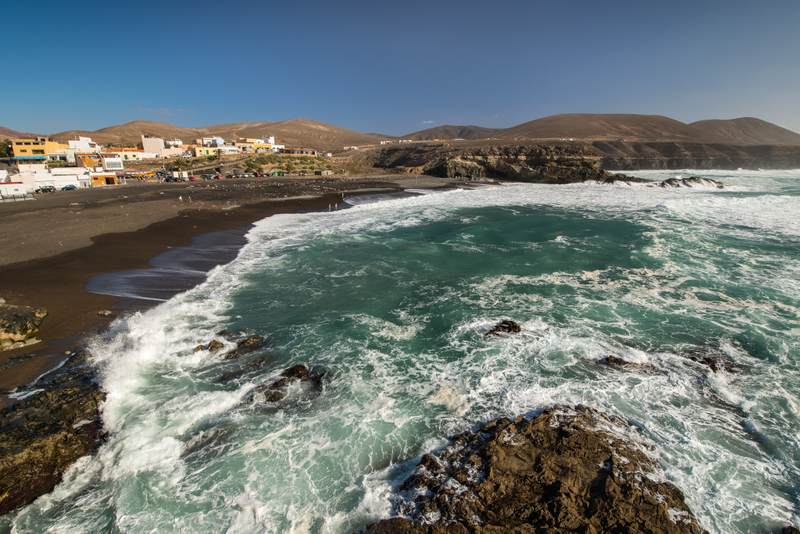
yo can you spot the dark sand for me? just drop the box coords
[0,175,453,406]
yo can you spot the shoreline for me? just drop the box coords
[0,176,457,406]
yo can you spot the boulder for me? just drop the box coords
[366,405,704,533]
[221,335,265,360]
[0,304,47,351]
[0,349,105,515]
[246,364,325,404]
[194,338,225,353]
[484,320,521,337]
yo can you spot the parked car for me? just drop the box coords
[35,185,56,193]
[61,184,77,191]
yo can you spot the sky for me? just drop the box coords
[1,0,799,135]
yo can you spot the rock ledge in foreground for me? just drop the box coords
[366,405,704,533]
[0,349,105,515]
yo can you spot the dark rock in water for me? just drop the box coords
[0,349,105,515]
[659,176,724,189]
[0,304,48,351]
[246,364,325,404]
[181,425,234,459]
[216,354,272,383]
[194,338,225,353]
[682,347,737,373]
[596,355,659,374]
[221,335,265,360]
[484,320,521,337]
[780,526,800,534]
[366,405,704,534]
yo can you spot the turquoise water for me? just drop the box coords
[6,170,800,532]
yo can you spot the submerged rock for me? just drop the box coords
[366,405,704,533]
[216,354,272,383]
[596,355,659,374]
[246,364,325,403]
[0,349,105,515]
[194,338,225,353]
[0,304,47,351]
[221,335,265,360]
[659,176,724,189]
[683,349,737,373]
[484,320,521,337]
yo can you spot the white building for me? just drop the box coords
[14,162,91,191]
[198,136,226,147]
[141,135,185,158]
[101,154,125,171]
[68,136,101,152]
[102,150,158,161]
[64,136,102,164]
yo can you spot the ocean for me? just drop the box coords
[7,170,800,533]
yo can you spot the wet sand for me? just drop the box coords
[0,175,454,406]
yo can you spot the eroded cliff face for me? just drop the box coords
[593,141,800,170]
[372,144,614,183]
[369,141,800,181]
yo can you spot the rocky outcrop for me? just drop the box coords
[0,304,47,351]
[0,349,105,515]
[221,334,265,360]
[366,405,704,533]
[484,320,521,337]
[593,141,800,171]
[659,176,724,189]
[246,364,325,403]
[370,141,800,179]
[422,145,612,183]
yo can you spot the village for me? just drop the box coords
[0,133,339,200]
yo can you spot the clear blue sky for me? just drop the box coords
[1,0,798,135]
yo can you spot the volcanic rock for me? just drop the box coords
[0,349,105,515]
[216,354,272,383]
[659,176,724,189]
[246,364,325,403]
[484,320,521,337]
[596,355,659,374]
[195,338,226,353]
[366,405,704,533]
[221,335,265,360]
[0,304,47,351]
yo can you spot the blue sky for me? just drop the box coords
[1,0,798,135]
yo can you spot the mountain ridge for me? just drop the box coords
[3,114,800,149]
[406,114,800,146]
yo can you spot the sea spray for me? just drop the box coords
[6,170,800,533]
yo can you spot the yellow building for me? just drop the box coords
[11,137,68,160]
[235,138,274,153]
[193,146,219,157]
[91,172,122,187]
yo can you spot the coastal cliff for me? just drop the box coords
[593,141,800,170]
[370,141,800,181]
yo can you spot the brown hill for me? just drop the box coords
[52,121,199,147]
[504,114,698,142]
[51,119,387,149]
[405,114,800,146]
[406,125,503,141]
[0,127,38,141]
[206,119,387,149]
[688,117,800,145]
